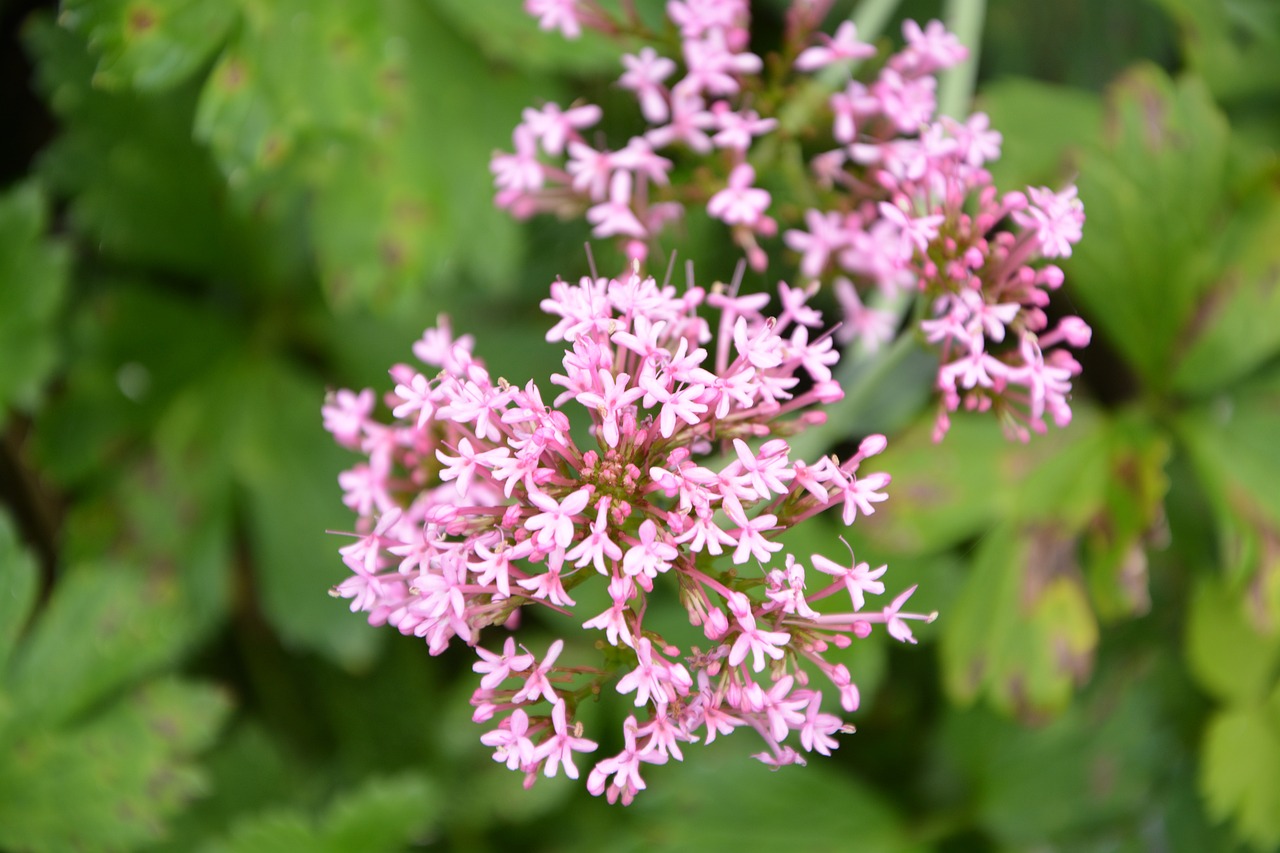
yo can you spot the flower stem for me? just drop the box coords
[789,320,923,462]
[937,0,987,119]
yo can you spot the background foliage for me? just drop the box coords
[2,0,1279,850]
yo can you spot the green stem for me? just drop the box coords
[937,0,987,119]
[789,321,923,462]
[778,0,904,135]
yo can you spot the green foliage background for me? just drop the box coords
[1,0,1279,850]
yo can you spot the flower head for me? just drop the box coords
[327,268,932,801]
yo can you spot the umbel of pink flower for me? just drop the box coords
[324,268,934,803]
[497,4,1092,442]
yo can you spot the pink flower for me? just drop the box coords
[1014,185,1085,258]
[329,270,937,802]
[707,163,771,227]
[525,0,584,39]
[536,699,598,779]
[795,21,877,71]
[526,487,593,551]
[620,47,677,123]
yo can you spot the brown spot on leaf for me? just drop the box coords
[127,4,157,36]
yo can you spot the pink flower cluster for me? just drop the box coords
[496,2,1091,441]
[325,268,934,802]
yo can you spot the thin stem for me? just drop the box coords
[937,0,987,119]
[788,318,923,462]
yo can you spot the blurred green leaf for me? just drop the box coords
[940,522,1098,717]
[432,0,627,74]
[978,78,1103,189]
[1067,65,1230,391]
[0,181,69,417]
[60,0,237,92]
[0,514,38,674]
[200,773,437,853]
[857,407,1109,556]
[28,15,275,283]
[227,358,381,668]
[0,564,230,853]
[1154,0,1280,103]
[937,675,1172,847]
[1185,578,1280,706]
[1172,193,1280,396]
[568,736,923,853]
[1178,370,1280,630]
[1081,411,1170,620]
[0,678,229,852]
[194,0,539,306]
[1201,702,1280,850]
[3,562,198,732]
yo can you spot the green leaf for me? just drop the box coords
[578,736,923,853]
[200,773,437,853]
[27,16,275,283]
[193,0,539,306]
[322,774,438,853]
[1185,578,1280,705]
[0,513,39,673]
[1066,65,1231,391]
[940,523,1099,717]
[1081,411,1171,620]
[1154,0,1280,103]
[937,677,1172,847]
[856,407,1109,556]
[1178,369,1280,630]
[1172,193,1280,396]
[0,678,231,853]
[978,78,1103,189]
[3,562,198,732]
[227,359,381,668]
[60,0,238,92]
[432,0,626,74]
[1201,703,1280,850]
[0,181,69,416]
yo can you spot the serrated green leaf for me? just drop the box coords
[27,15,274,283]
[194,0,537,307]
[60,0,238,92]
[1185,578,1280,705]
[1201,704,1280,850]
[0,181,69,417]
[0,514,39,673]
[940,523,1098,717]
[978,78,1103,189]
[4,562,198,732]
[0,677,230,853]
[1066,66,1230,391]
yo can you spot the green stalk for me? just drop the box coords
[788,321,922,463]
[937,0,987,119]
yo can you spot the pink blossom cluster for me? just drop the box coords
[325,268,934,802]
[496,2,1091,441]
